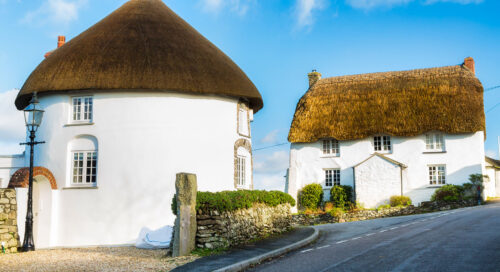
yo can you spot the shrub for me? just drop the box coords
[323,202,334,213]
[299,184,324,210]
[328,207,344,218]
[377,204,391,210]
[171,190,296,215]
[431,184,464,202]
[389,195,412,207]
[330,185,353,208]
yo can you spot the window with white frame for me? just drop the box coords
[425,133,445,151]
[325,169,340,187]
[72,151,97,185]
[238,107,249,136]
[72,96,93,122]
[429,165,446,185]
[374,136,391,152]
[322,139,340,156]
[236,156,246,187]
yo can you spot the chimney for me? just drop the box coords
[463,57,475,74]
[57,36,66,48]
[308,69,322,87]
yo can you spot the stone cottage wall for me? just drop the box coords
[196,203,292,249]
[0,189,19,253]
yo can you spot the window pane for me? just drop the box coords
[374,136,381,151]
[383,136,391,151]
[426,134,434,150]
[325,170,332,187]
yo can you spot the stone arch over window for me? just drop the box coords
[68,135,98,186]
[9,167,57,190]
[234,138,253,189]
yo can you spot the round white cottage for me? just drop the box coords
[11,0,262,248]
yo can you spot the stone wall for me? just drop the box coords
[292,199,477,226]
[0,189,19,253]
[196,203,292,249]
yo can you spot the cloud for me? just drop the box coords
[486,149,499,160]
[254,172,287,191]
[0,89,25,154]
[260,129,280,144]
[22,0,86,26]
[345,0,482,10]
[200,0,255,16]
[294,0,328,28]
[254,150,289,174]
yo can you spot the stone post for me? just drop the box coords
[172,173,197,257]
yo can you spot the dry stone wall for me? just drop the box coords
[196,203,292,249]
[0,189,19,253]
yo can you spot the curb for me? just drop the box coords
[213,227,320,272]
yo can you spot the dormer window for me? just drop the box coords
[322,139,339,156]
[425,133,445,152]
[72,96,93,122]
[374,136,391,153]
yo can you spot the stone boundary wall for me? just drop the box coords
[292,199,477,226]
[196,203,292,249]
[0,189,19,253]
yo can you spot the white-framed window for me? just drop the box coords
[236,155,246,187]
[238,107,249,136]
[322,139,340,156]
[425,133,445,151]
[374,135,391,152]
[429,165,446,185]
[72,96,93,122]
[72,151,97,185]
[325,169,340,187]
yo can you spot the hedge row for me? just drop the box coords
[172,190,296,215]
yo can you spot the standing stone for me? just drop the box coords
[172,173,197,257]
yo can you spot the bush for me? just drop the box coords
[431,184,464,202]
[328,207,344,218]
[171,190,296,215]
[299,184,324,210]
[389,195,412,207]
[330,185,353,208]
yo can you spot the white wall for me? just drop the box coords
[484,165,499,198]
[288,132,485,207]
[18,92,250,248]
[0,154,25,188]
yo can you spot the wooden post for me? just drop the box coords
[172,173,197,257]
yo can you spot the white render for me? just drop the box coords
[485,160,500,198]
[9,91,253,248]
[0,154,24,188]
[287,132,486,209]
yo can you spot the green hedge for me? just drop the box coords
[431,184,464,202]
[172,190,295,215]
[299,184,324,210]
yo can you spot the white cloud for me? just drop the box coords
[0,89,25,155]
[260,129,280,144]
[486,149,499,160]
[345,0,482,10]
[22,0,86,26]
[254,150,289,174]
[200,0,255,16]
[254,172,287,191]
[294,0,328,28]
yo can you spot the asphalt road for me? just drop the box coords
[249,202,500,272]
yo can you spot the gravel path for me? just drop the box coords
[0,247,198,272]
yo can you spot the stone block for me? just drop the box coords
[172,173,197,257]
[0,199,9,204]
[0,228,7,234]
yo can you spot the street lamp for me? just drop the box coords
[19,92,45,252]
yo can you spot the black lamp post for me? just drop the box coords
[19,92,45,252]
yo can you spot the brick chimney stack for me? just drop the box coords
[57,36,66,48]
[308,70,322,87]
[464,57,475,74]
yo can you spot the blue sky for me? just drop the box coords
[0,0,499,190]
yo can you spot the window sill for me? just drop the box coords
[63,186,98,190]
[320,155,340,158]
[237,132,251,138]
[423,151,447,154]
[427,185,446,188]
[64,122,94,127]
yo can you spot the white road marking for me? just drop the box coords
[317,245,330,249]
[351,237,361,240]
[379,229,388,233]
[390,227,398,230]
[336,240,348,244]
[401,224,409,227]
[301,248,314,253]
[365,233,375,236]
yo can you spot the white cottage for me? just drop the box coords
[286,58,491,208]
[4,0,263,248]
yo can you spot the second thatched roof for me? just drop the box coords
[16,0,263,111]
[288,62,485,143]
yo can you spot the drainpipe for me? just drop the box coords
[400,167,403,196]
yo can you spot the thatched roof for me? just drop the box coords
[16,0,262,111]
[288,64,485,143]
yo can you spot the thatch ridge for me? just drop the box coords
[288,64,485,143]
[16,0,263,111]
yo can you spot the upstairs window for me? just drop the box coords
[72,151,97,185]
[236,156,246,188]
[238,108,249,136]
[72,96,93,122]
[425,134,445,151]
[429,165,446,185]
[374,136,391,152]
[325,169,340,187]
[322,139,340,156]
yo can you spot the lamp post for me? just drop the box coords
[19,92,45,252]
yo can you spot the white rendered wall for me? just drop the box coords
[19,92,251,248]
[354,156,402,208]
[484,166,498,198]
[0,154,25,188]
[288,132,485,207]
